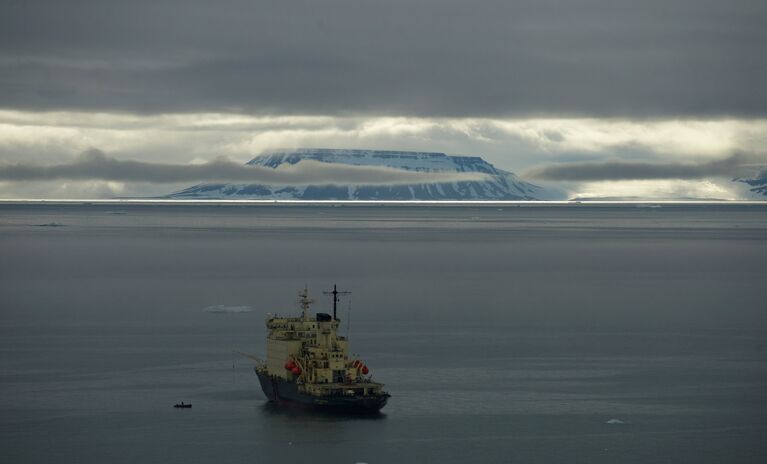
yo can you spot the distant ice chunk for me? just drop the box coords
[203,305,253,314]
[605,418,626,425]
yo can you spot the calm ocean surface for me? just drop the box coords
[1,203,766,463]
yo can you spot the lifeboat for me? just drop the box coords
[351,359,370,375]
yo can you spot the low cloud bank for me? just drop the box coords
[525,152,766,181]
[0,149,488,186]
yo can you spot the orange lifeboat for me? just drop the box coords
[351,359,369,375]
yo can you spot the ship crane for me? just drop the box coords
[323,284,351,321]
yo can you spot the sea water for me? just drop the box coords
[1,203,766,463]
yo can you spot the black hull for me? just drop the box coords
[256,369,388,413]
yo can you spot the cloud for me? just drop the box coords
[0,1,765,118]
[0,149,489,185]
[524,152,766,181]
[3,110,766,169]
[2,110,766,199]
[570,179,747,201]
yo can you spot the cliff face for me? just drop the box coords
[170,149,563,200]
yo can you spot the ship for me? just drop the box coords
[248,285,390,413]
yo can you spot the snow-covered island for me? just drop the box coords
[169,149,564,200]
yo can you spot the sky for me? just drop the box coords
[0,0,766,199]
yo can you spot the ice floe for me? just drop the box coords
[203,305,253,314]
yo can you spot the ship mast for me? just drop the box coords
[298,285,313,321]
[323,284,351,321]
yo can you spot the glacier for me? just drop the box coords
[169,149,564,200]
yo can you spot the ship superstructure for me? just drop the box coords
[253,286,389,412]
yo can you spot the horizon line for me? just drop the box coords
[1,199,766,206]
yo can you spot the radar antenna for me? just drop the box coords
[323,284,351,321]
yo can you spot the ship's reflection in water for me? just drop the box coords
[260,402,387,421]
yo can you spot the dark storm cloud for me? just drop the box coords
[525,152,766,181]
[0,149,487,185]
[0,0,765,117]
